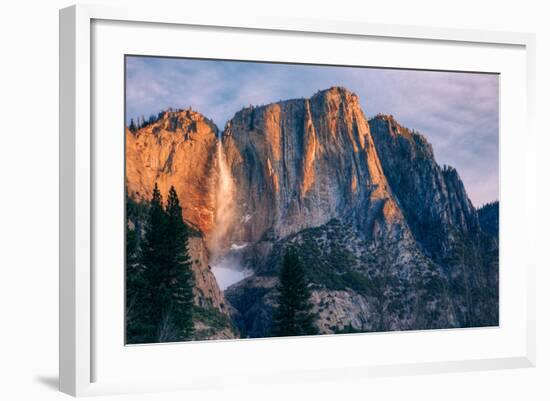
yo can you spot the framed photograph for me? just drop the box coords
[59,4,536,396]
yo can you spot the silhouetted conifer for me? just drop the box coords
[272,248,318,337]
[126,184,195,343]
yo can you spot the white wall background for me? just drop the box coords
[0,0,547,400]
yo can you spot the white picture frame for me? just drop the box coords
[59,4,536,397]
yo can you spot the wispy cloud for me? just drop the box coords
[126,56,499,206]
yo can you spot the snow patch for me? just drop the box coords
[230,243,248,251]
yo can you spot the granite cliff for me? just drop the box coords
[126,87,499,339]
[126,109,219,234]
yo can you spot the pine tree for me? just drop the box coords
[272,248,318,337]
[127,183,167,343]
[129,118,137,133]
[163,186,195,340]
[141,183,166,281]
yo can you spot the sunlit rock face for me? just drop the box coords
[223,87,406,246]
[125,109,219,235]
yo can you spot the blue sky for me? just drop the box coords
[126,56,499,206]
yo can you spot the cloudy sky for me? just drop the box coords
[126,56,499,206]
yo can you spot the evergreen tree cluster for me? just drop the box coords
[272,248,318,337]
[128,112,165,133]
[126,184,195,344]
[444,231,499,328]
[477,201,499,238]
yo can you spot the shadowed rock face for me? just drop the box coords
[369,114,480,260]
[478,202,499,238]
[126,87,499,338]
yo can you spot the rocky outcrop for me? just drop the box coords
[311,289,379,334]
[126,109,219,234]
[442,166,479,233]
[226,218,456,337]
[224,276,278,338]
[188,236,231,314]
[188,236,239,339]
[369,114,479,260]
[222,87,404,246]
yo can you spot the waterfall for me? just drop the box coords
[209,140,235,254]
[209,139,252,290]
